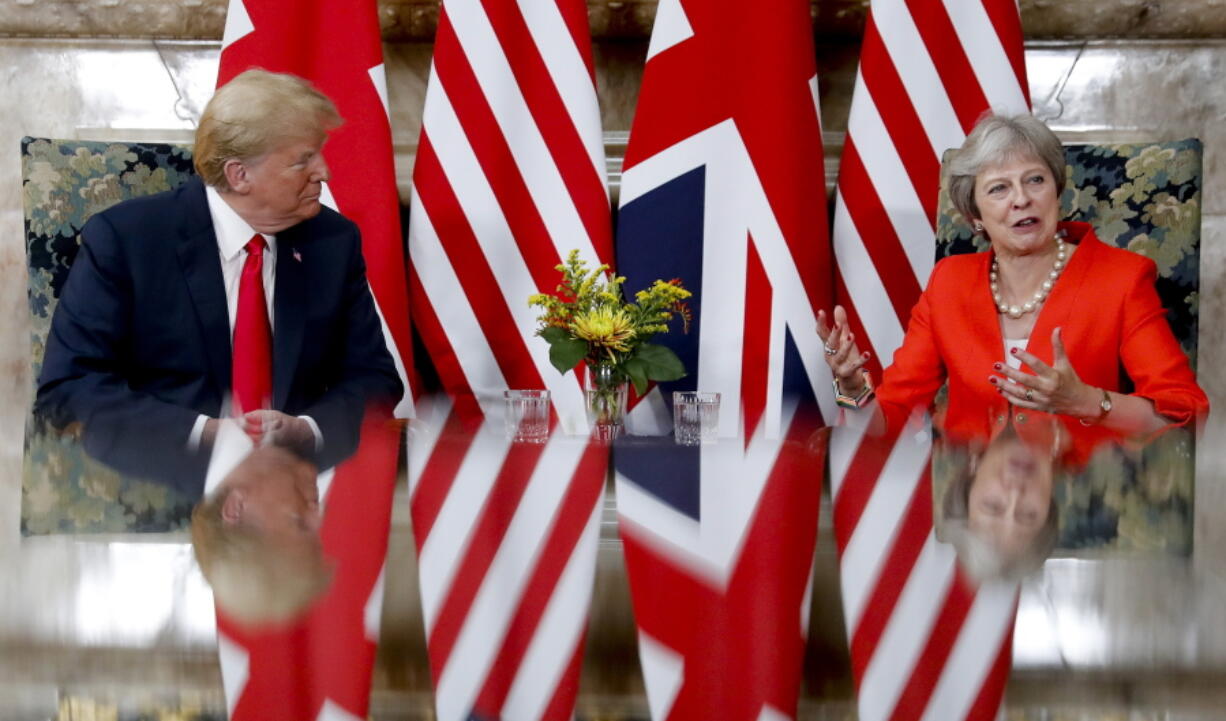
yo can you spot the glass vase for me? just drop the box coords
[584,362,628,442]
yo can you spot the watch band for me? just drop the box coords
[1079,388,1112,426]
[834,370,875,409]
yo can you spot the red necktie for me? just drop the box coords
[232,235,272,414]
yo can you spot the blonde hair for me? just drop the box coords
[942,112,1067,228]
[191,489,333,626]
[194,69,342,190]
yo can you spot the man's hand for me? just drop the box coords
[240,410,316,457]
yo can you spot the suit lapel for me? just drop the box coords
[1027,224,1097,364]
[175,180,232,402]
[273,228,308,411]
[962,251,1004,368]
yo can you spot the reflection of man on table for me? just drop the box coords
[192,436,331,624]
[35,69,402,496]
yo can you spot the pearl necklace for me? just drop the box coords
[990,234,1067,319]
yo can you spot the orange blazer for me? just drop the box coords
[876,221,1208,460]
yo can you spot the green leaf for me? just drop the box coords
[547,335,587,374]
[622,357,649,396]
[539,326,568,343]
[635,343,686,382]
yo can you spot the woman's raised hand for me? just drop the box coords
[817,305,872,393]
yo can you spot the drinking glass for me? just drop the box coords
[673,391,720,445]
[504,389,551,443]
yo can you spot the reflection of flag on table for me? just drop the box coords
[212,1,408,718]
[829,420,1019,721]
[830,1,1029,718]
[615,419,823,720]
[615,0,835,439]
[408,397,608,721]
[407,0,612,428]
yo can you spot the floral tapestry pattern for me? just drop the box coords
[933,140,1201,555]
[22,138,198,534]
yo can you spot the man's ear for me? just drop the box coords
[222,158,250,194]
[221,488,246,525]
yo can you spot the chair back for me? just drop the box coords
[22,137,197,534]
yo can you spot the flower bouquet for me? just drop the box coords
[529,250,691,437]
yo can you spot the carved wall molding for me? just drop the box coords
[1,0,1224,41]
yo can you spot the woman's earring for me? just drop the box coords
[973,221,984,233]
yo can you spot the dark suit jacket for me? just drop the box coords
[877,221,1208,464]
[35,177,402,497]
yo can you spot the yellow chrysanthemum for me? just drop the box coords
[572,306,636,354]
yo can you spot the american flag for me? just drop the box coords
[407,396,608,721]
[613,0,831,716]
[406,0,613,429]
[404,0,612,716]
[829,1,1030,718]
[212,1,408,718]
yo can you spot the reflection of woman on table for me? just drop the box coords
[818,114,1208,574]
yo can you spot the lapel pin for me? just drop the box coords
[293,250,302,263]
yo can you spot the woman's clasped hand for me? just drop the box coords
[987,327,1099,419]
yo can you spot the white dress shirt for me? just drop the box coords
[208,184,277,333]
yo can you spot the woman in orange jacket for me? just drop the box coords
[818,113,1208,578]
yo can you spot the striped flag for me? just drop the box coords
[830,1,1030,719]
[212,1,408,718]
[404,1,612,716]
[613,0,830,717]
[407,0,613,429]
[407,396,608,720]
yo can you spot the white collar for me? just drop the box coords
[204,184,275,260]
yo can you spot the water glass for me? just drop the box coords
[504,389,551,443]
[673,391,720,445]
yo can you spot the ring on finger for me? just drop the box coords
[1025,388,1034,402]
[824,344,837,356]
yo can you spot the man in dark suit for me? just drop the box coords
[35,69,402,502]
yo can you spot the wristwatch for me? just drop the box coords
[1080,388,1112,426]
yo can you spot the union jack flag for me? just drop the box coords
[616,418,824,721]
[830,0,1030,718]
[613,0,831,717]
[211,1,409,718]
[616,0,836,439]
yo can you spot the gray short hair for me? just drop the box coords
[940,441,1059,583]
[942,113,1066,227]
[194,69,342,190]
